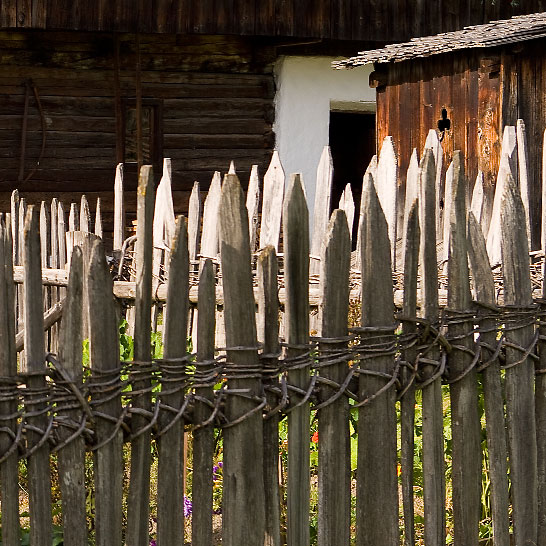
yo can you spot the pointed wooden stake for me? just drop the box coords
[246,164,260,253]
[337,183,355,241]
[80,195,90,233]
[113,163,125,250]
[188,181,201,263]
[94,198,103,238]
[260,151,285,251]
[201,171,222,259]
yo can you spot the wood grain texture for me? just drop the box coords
[219,173,265,546]
[500,172,537,546]
[257,246,281,546]
[57,247,87,546]
[318,210,351,546]
[157,216,189,546]
[283,173,310,546]
[446,151,481,546]
[127,165,155,546]
[192,258,216,546]
[87,239,123,546]
[23,205,52,546]
[467,212,510,546]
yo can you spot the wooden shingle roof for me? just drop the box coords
[334,11,546,68]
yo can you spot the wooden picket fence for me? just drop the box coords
[1,126,546,546]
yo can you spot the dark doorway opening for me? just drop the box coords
[329,110,375,243]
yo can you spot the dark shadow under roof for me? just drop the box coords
[334,11,546,68]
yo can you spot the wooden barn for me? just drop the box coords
[0,1,543,238]
[336,11,546,248]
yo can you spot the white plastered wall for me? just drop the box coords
[273,56,374,228]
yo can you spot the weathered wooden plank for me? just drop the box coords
[246,164,260,253]
[57,201,66,269]
[486,125,517,265]
[57,247,87,545]
[0,215,18,546]
[49,198,59,351]
[424,129,443,238]
[318,209,351,546]
[470,171,484,228]
[542,131,546,254]
[467,212,510,546]
[516,119,532,249]
[23,205,51,546]
[441,161,454,265]
[310,146,333,274]
[500,171,537,546]
[87,239,123,546]
[337,184,355,242]
[68,202,79,232]
[355,155,378,271]
[113,163,125,250]
[157,216,188,546]
[192,258,216,546]
[80,194,90,232]
[200,171,222,259]
[94,197,103,238]
[283,173,310,546]
[127,165,155,546]
[375,136,398,270]
[257,245,281,546]
[259,150,285,251]
[401,148,419,270]
[357,173,398,546]
[219,173,265,546]
[39,201,50,268]
[447,151,481,546]
[419,149,446,546]
[400,200,419,546]
[10,189,18,265]
[188,181,201,263]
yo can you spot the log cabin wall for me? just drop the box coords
[0,0,544,42]
[0,30,276,236]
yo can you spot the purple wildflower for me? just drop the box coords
[184,495,193,517]
[150,540,157,546]
[213,461,223,481]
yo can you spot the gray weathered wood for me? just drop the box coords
[10,190,18,265]
[401,148,419,270]
[540,129,546,546]
[257,246,281,546]
[311,146,333,274]
[127,165,155,546]
[470,171,485,228]
[487,125,517,265]
[419,149,446,546]
[113,163,125,251]
[228,160,236,174]
[57,201,66,270]
[68,202,78,233]
[157,216,189,546]
[500,171,537,546]
[318,210,351,546]
[188,181,201,263]
[201,171,222,260]
[424,129,443,236]
[259,150,285,251]
[50,198,59,351]
[87,239,123,546]
[80,195,90,233]
[446,151,481,546]
[23,205,52,546]
[337,184,355,241]
[39,201,50,269]
[400,200,419,546]
[542,129,546,254]
[375,136,398,270]
[357,173,398,546]
[246,164,260,253]
[57,247,87,546]
[94,197,103,238]
[0,216,19,546]
[192,258,216,546]
[283,173,310,546]
[15,298,64,352]
[441,161,454,265]
[219,173,265,546]
[355,155,378,272]
[17,198,26,328]
[516,119,532,248]
[467,212,510,546]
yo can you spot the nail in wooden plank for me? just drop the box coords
[127,165,155,546]
[57,247,87,545]
[446,151,481,546]
[87,240,123,546]
[23,205,52,546]
[246,164,260,253]
[357,173,398,546]
[318,210,351,546]
[467,212,510,546]
[500,171,537,546]
[219,173,265,546]
[158,217,189,546]
[257,246,281,546]
[259,151,285,251]
[283,173,310,546]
